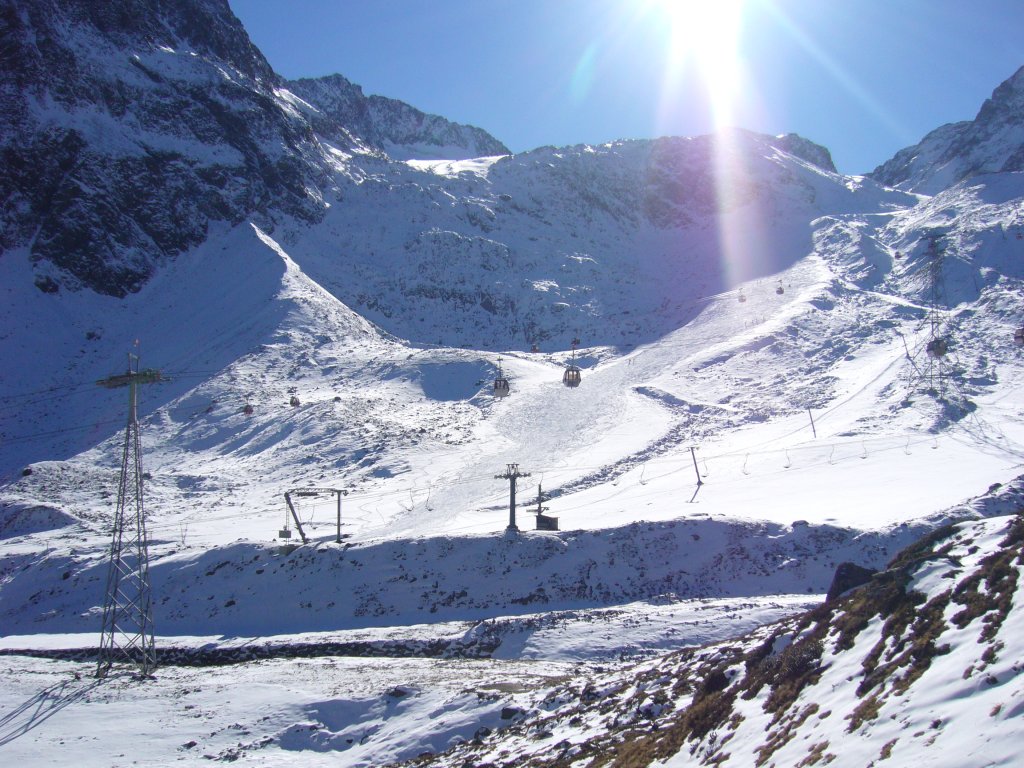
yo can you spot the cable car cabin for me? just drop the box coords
[1014,327,1024,346]
[738,291,747,303]
[493,376,510,397]
[563,365,582,388]
[926,338,949,358]
[776,282,785,295]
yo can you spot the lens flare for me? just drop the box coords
[654,0,744,127]
[643,1,758,288]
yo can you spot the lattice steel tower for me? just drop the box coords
[96,354,161,678]
[923,234,951,393]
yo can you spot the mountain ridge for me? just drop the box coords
[287,73,510,161]
[869,65,1024,193]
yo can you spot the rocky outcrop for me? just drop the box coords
[826,561,877,601]
[0,0,328,296]
[771,132,837,173]
[287,73,509,160]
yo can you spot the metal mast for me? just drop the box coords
[96,353,162,678]
[924,235,950,393]
[495,463,530,532]
[282,487,347,544]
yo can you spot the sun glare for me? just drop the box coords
[638,0,757,290]
[652,0,744,125]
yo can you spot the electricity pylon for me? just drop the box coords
[96,354,162,678]
[924,235,952,394]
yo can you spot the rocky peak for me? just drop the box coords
[6,0,275,88]
[288,74,510,160]
[869,64,1024,194]
[976,64,1024,123]
[770,132,837,173]
[83,0,274,81]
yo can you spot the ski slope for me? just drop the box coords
[2,163,1024,768]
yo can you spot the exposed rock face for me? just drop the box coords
[287,74,510,160]
[826,561,877,601]
[870,65,1024,193]
[0,0,330,296]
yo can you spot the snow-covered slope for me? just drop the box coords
[2,511,1021,766]
[379,513,1024,768]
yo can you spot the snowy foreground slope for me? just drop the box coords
[2,513,1022,766]
[395,513,1024,768]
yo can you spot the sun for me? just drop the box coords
[647,0,745,124]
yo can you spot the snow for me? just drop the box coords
[5,42,1024,767]
[403,155,507,175]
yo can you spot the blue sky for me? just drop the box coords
[230,0,1023,174]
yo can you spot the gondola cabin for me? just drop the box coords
[738,290,747,303]
[776,281,785,295]
[563,340,582,387]
[493,356,510,397]
[926,338,949,358]
[1014,327,1024,346]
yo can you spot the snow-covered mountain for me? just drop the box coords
[2,1,1024,766]
[870,65,1024,194]
[0,0,506,298]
